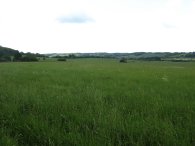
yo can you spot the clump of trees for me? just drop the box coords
[68,54,76,58]
[13,52,22,61]
[185,52,195,58]
[57,58,67,61]
[0,55,11,62]
[0,45,42,62]
[119,58,128,63]
[13,52,38,62]
[52,56,67,61]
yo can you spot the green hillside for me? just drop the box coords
[0,46,40,62]
[0,46,19,56]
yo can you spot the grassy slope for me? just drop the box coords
[0,59,195,146]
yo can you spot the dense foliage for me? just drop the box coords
[13,53,38,62]
[0,46,19,56]
[57,58,67,61]
[119,58,127,63]
[0,46,41,62]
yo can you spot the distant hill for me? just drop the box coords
[46,52,195,59]
[0,45,42,62]
[0,45,19,56]
[1,45,195,62]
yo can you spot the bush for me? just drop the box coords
[68,54,76,58]
[57,58,67,61]
[20,56,38,62]
[119,58,127,63]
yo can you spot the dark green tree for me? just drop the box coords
[119,58,127,63]
[13,52,22,61]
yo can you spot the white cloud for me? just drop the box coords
[0,0,195,53]
[57,13,94,23]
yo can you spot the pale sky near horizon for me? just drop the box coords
[0,0,195,53]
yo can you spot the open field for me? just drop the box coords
[0,59,195,146]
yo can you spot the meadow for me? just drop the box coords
[0,59,195,146]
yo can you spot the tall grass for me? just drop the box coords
[0,59,195,145]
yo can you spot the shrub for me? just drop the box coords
[57,58,67,61]
[119,58,127,63]
[20,56,38,62]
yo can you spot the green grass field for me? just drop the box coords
[0,59,195,146]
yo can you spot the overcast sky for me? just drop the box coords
[0,0,195,53]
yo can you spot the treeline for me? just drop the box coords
[48,52,195,63]
[13,52,39,62]
[0,45,44,62]
[47,52,195,60]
